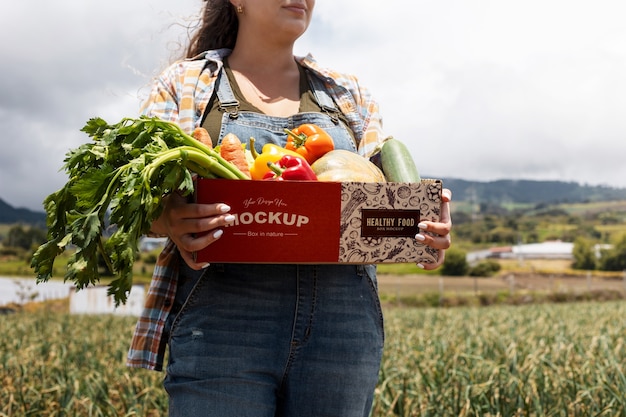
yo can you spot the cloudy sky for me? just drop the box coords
[2,0,625,211]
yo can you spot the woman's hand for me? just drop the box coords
[150,193,235,269]
[415,188,452,270]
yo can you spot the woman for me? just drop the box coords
[127,1,452,416]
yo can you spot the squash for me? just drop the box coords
[379,138,421,182]
[310,150,386,182]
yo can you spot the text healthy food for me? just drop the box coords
[31,117,249,305]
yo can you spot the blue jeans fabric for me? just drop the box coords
[164,263,384,417]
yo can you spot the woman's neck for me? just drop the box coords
[227,42,297,76]
[227,47,301,117]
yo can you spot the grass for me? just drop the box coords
[0,258,33,277]
[559,200,626,216]
[2,301,626,416]
[377,263,438,276]
[1,252,432,284]
[0,251,157,284]
[496,258,623,279]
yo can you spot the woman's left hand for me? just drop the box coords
[415,188,452,270]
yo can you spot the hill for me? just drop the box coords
[0,198,46,225]
[441,178,626,204]
[2,179,626,225]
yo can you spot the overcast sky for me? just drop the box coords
[2,0,625,211]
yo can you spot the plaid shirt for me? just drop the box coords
[126,49,388,371]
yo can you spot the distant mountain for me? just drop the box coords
[2,179,626,225]
[0,198,46,225]
[442,178,626,204]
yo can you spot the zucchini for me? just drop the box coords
[379,138,421,183]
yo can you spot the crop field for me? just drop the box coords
[374,302,626,416]
[2,300,626,416]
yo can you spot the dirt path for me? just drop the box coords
[377,273,626,296]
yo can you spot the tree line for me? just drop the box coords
[572,235,626,271]
[449,201,626,274]
[2,197,625,276]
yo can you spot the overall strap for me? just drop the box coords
[215,68,240,119]
[306,70,341,124]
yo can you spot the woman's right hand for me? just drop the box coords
[150,192,235,269]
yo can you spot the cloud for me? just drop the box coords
[0,1,200,210]
[301,0,626,187]
[1,0,625,211]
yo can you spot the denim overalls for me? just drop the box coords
[164,67,384,417]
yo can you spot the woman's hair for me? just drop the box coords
[185,0,239,58]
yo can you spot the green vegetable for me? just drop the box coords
[31,116,249,306]
[379,137,421,183]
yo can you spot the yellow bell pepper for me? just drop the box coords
[249,138,302,180]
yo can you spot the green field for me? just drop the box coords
[2,301,625,416]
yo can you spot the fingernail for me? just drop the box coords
[213,229,223,239]
[201,263,211,269]
[224,214,235,223]
[418,222,427,230]
[415,233,425,242]
[219,204,231,213]
[416,263,425,269]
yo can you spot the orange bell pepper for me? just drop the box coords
[284,124,334,165]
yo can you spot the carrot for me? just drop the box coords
[192,127,213,149]
[220,133,251,178]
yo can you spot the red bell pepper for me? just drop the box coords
[263,155,318,181]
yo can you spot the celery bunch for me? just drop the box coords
[31,116,248,305]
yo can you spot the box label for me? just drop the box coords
[361,209,420,237]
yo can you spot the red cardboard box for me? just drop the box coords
[194,178,442,265]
